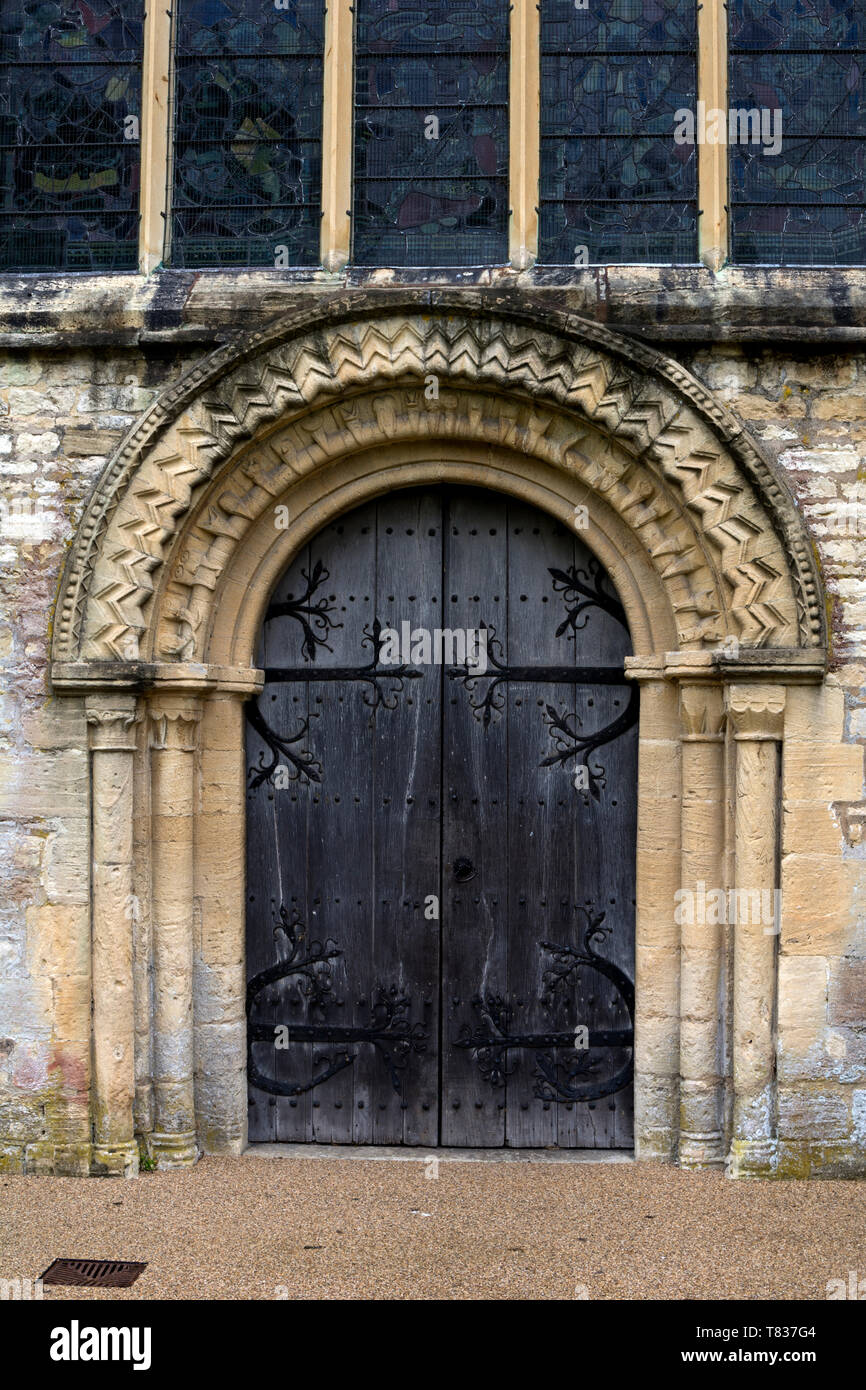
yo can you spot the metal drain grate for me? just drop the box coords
[41,1259,147,1288]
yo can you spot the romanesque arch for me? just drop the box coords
[53,294,823,670]
[50,296,827,1176]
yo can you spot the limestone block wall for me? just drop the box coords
[0,334,863,1176]
[684,348,866,662]
[0,348,198,1173]
[685,347,866,1175]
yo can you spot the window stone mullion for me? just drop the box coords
[139,2,173,274]
[321,0,354,271]
[509,0,540,270]
[697,0,729,271]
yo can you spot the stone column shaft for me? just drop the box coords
[678,684,727,1168]
[628,671,682,1161]
[86,695,141,1178]
[194,692,248,1155]
[132,738,153,1136]
[149,694,201,1167]
[728,684,785,1177]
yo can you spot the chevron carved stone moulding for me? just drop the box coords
[52,299,825,669]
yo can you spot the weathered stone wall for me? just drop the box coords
[682,345,866,1177]
[684,346,866,663]
[0,347,198,1173]
[0,317,863,1176]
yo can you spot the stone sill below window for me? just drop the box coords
[1,265,866,348]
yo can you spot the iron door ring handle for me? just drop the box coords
[453,857,476,883]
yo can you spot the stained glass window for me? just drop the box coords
[730,1,866,264]
[170,0,325,268]
[353,0,509,267]
[0,1,143,272]
[539,0,697,265]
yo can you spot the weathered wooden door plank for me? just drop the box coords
[245,485,637,1148]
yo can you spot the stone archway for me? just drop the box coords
[50,295,826,1176]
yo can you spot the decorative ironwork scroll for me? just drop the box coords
[246,906,428,1097]
[549,557,628,633]
[455,911,634,1103]
[246,560,422,788]
[263,619,422,711]
[447,559,637,801]
[246,699,322,788]
[540,687,639,800]
[264,558,342,661]
[248,553,637,797]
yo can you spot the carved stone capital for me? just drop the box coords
[680,683,726,741]
[148,695,202,753]
[726,684,786,742]
[85,695,143,751]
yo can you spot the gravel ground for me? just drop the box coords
[1,1153,864,1301]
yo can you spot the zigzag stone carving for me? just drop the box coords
[52,297,824,665]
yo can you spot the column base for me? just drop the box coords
[726,1137,778,1178]
[679,1131,726,1169]
[151,1131,199,1169]
[54,1143,93,1177]
[91,1142,139,1179]
[634,1077,679,1160]
[199,1133,246,1157]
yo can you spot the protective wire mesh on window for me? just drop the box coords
[353,0,509,267]
[730,0,866,265]
[0,1,143,272]
[539,0,698,265]
[170,0,324,268]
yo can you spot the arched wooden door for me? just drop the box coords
[245,486,637,1148]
